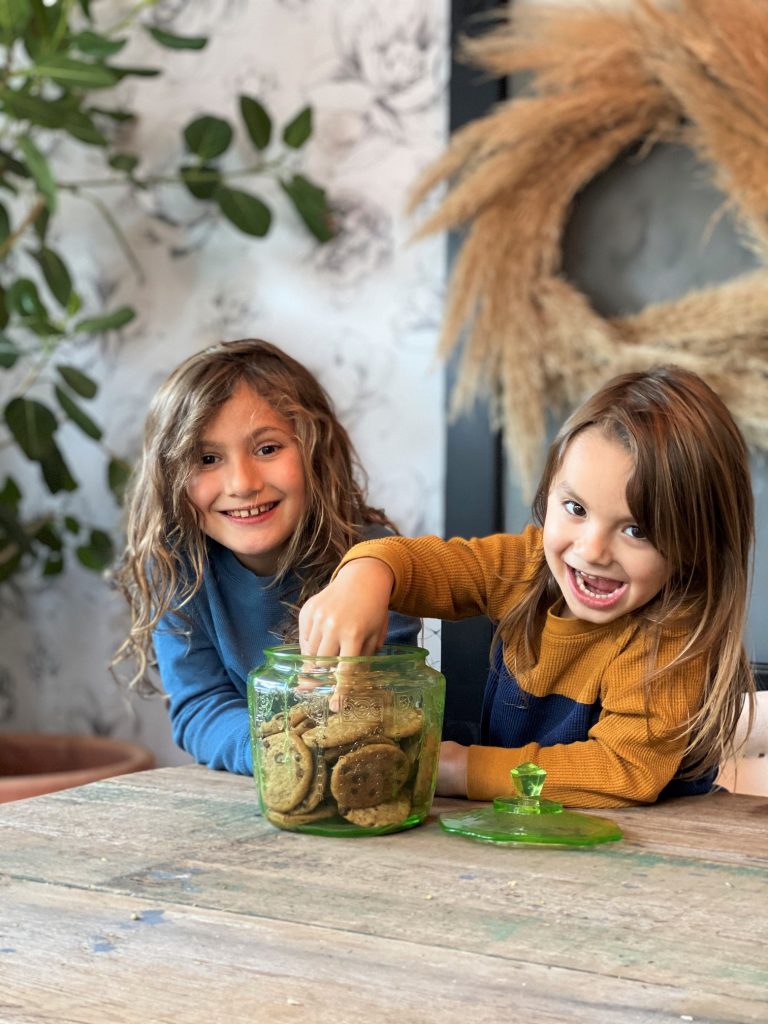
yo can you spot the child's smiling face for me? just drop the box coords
[187,380,306,575]
[542,426,670,623]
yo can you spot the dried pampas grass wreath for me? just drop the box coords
[411,0,768,494]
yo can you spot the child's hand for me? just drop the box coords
[436,741,469,797]
[299,557,395,657]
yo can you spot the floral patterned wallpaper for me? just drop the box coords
[0,0,449,764]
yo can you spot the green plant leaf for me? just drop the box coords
[0,93,63,131]
[183,115,232,160]
[42,552,64,576]
[0,146,30,177]
[55,385,102,440]
[109,65,161,80]
[75,306,135,333]
[39,442,77,494]
[66,291,82,317]
[108,456,132,504]
[0,334,20,369]
[78,0,92,19]
[108,153,139,173]
[0,287,7,329]
[282,106,312,149]
[17,136,57,212]
[24,0,66,51]
[35,521,62,551]
[0,502,31,554]
[146,26,207,50]
[239,95,272,151]
[4,396,57,460]
[0,476,22,509]
[7,278,46,318]
[0,547,23,582]
[64,515,79,534]
[0,200,9,243]
[215,186,272,237]
[57,364,97,399]
[25,314,64,338]
[61,108,108,147]
[0,0,30,45]
[31,247,73,306]
[76,528,113,570]
[88,105,135,123]
[180,163,221,200]
[33,205,49,241]
[73,30,127,58]
[280,174,335,242]
[29,56,120,90]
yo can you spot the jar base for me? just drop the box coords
[264,810,427,837]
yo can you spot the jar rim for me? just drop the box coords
[262,643,429,665]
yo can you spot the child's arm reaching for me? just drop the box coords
[299,557,395,657]
[300,554,472,799]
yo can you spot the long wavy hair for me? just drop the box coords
[499,364,755,776]
[111,338,395,693]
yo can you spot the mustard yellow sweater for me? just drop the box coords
[338,526,711,808]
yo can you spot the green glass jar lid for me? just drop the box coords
[438,762,623,846]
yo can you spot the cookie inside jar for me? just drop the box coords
[250,648,445,836]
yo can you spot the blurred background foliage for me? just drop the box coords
[0,0,334,585]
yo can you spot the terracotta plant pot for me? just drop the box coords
[0,733,155,803]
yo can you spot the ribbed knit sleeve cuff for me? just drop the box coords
[466,742,540,801]
[333,538,410,594]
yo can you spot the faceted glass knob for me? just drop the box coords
[510,762,547,800]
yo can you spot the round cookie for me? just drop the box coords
[301,712,378,749]
[296,752,328,813]
[260,731,313,813]
[330,743,409,811]
[383,704,424,740]
[266,803,336,828]
[322,734,398,764]
[343,794,412,828]
[259,703,313,737]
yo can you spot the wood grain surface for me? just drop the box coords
[1,766,766,1024]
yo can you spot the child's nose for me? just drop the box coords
[225,456,262,496]
[576,525,612,565]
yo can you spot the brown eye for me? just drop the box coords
[564,500,586,517]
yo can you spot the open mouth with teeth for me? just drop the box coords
[566,565,628,610]
[221,501,278,520]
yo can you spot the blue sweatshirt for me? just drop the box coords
[153,536,419,775]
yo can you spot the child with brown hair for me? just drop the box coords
[111,338,418,775]
[298,365,755,807]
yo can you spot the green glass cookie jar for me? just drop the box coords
[247,645,446,836]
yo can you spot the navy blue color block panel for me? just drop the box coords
[480,644,601,748]
[479,644,717,799]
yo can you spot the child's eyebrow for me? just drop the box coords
[553,478,579,497]
[247,425,292,440]
[198,424,291,447]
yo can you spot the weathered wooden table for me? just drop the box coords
[0,765,766,1024]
